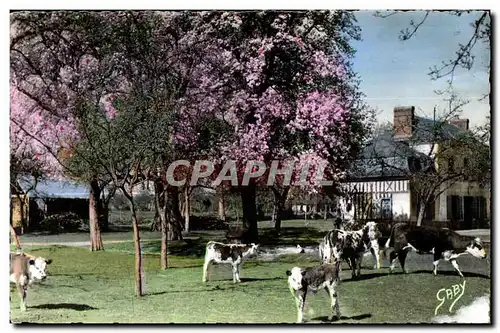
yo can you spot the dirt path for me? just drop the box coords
[14,238,163,247]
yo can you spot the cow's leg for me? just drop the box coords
[389,250,398,273]
[450,259,464,278]
[326,284,341,321]
[16,283,27,312]
[356,253,363,277]
[202,258,212,282]
[235,263,242,283]
[433,252,441,276]
[349,257,357,279]
[293,290,306,323]
[231,263,238,283]
[398,250,409,274]
[370,241,381,269]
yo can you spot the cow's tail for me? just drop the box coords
[383,225,395,259]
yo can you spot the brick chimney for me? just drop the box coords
[393,106,415,140]
[449,116,469,131]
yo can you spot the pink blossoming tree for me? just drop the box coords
[175,11,373,238]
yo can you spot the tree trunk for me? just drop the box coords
[324,204,328,220]
[166,186,183,241]
[10,224,21,249]
[151,181,162,232]
[273,187,289,233]
[160,201,168,270]
[184,186,191,232]
[154,180,168,269]
[218,188,226,222]
[99,201,109,232]
[416,202,426,227]
[240,183,258,243]
[89,179,104,251]
[129,200,143,296]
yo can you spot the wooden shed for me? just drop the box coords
[11,176,90,234]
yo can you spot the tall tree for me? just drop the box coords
[10,11,131,250]
[176,11,373,240]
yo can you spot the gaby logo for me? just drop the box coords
[435,280,466,316]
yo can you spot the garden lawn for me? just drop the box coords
[10,246,490,324]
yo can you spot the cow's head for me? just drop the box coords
[466,237,487,259]
[28,257,52,282]
[286,267,304,290]
[364,221,381,241]
[244,243,259,257]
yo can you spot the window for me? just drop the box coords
[463,157,470,180]
[381,198,392,219]
[448,157,454,173]
[448,195,464,221]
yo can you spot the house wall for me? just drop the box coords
[11,195,28,230]
[341,179,410,220]
[392,192,410,219]
[434,181,490,222]
[415,143,436,157]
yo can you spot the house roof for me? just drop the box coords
[411,116,463,143]
[16,176,90,200]
[348,132,414,179]
[347,116,461,180]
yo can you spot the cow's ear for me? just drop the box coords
[28,259,35,266]
[46,259,52,265]
[286,270,292,276]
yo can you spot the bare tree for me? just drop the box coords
[374,10,490,96]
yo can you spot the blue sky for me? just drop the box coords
[351,10,490,128]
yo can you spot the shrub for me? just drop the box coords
[189,216,229,231]
[38,212,87,234]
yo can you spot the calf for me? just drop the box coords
[202,241,259,283]
[319,221,382,278]
[384,222,487,277]
[286,261,342,323]
[10,252,52,311]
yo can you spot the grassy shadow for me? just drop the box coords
[311,313,372,322]
[410,269,490,279]
[343,272,389,282]
[148,285,239,296]
[239,277,282,282]
[259,227,326,246]
[30,303,97,311]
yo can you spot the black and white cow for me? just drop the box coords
[10,252,52,311]
[202,241,259,283]
[384,222,487,277]
[319,221,382,279]
[286,261,342,323]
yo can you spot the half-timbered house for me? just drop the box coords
[339,106,490,229]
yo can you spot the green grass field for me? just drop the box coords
[10,246,490,324]
[10,219,491,324]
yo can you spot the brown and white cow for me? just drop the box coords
[202,241,259,283]
[10,252,52,311]
[286,261,342,323]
